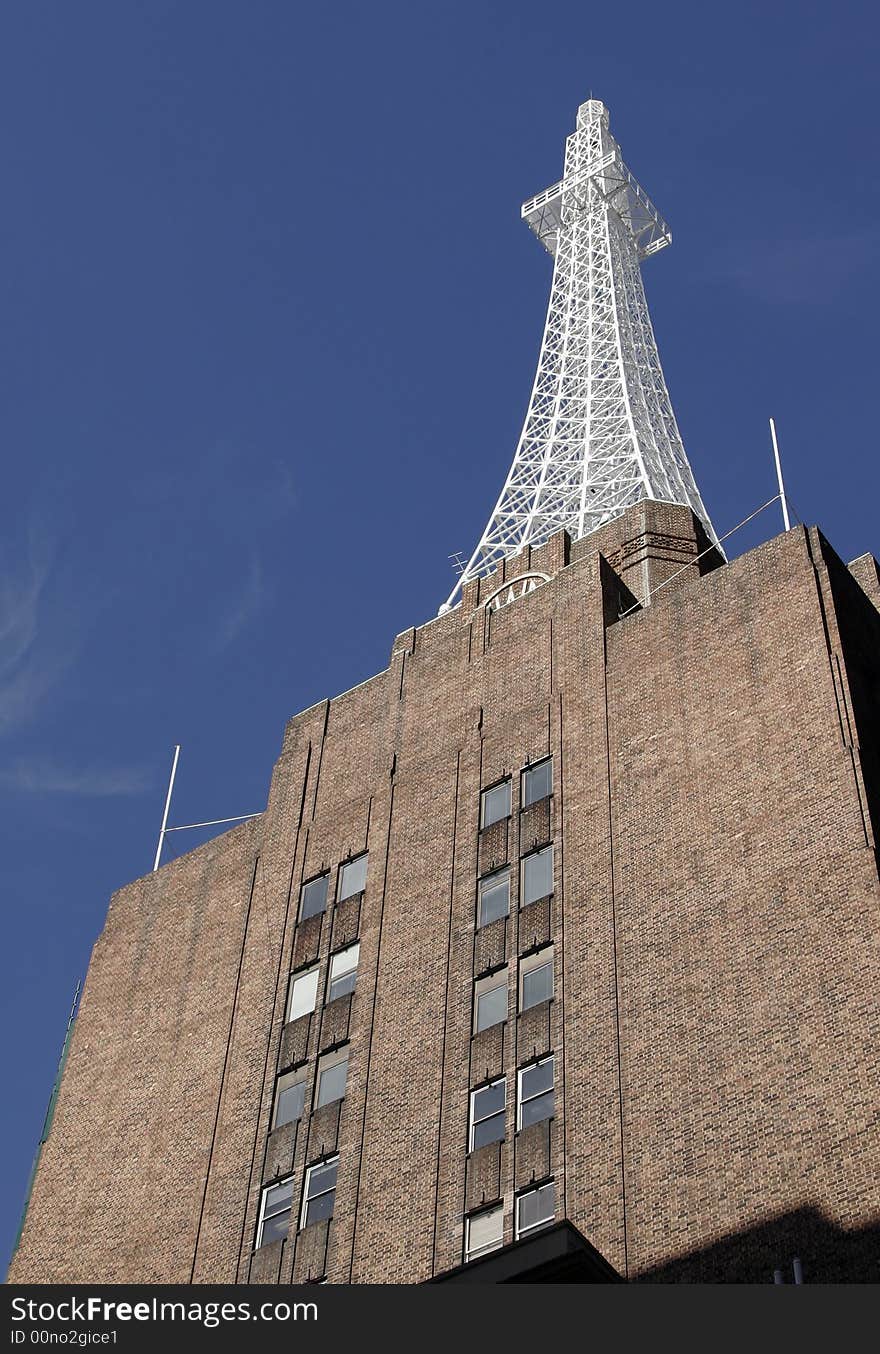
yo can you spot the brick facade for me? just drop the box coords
[10,502,880,1283]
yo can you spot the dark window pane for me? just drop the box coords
[264,1178,294,1214]
[260,1207,292,1245]
[522,847,553,905]
[520,1088,554,1129]
[476,982,507,1032]
[307,1160,338,1198]
[522,961,553,1010]
[276,1079,306,1127]
[523,759,552,807]
[478,873,509,927]
[472,1110,505,1149]
[473,1079,505,1120]
[521,1059,553,1100]
[300,875,328,920]
[339,854,367,900]
[481,781,510,828]
[305,1188,336,1226]
[316,1057,347,1108]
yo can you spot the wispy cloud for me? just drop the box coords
[0,756,152,796]
[712,229,878,304]
[209,553,267,653]
[137,448,298,535]
[0,524,79,736]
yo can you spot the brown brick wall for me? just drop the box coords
[10,817,265,1283]
[10,503,880,1284]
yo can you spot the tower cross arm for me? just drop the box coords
[521,153,671,260]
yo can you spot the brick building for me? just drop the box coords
[9,93,880,1284]
[9,501,880,1284]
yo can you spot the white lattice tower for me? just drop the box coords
[442,99,718,612]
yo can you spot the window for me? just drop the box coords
[316,1047,348,1108]
[300,873,329,922]
[481,779,511,829]
[465,1204,504,1262]
[273,1068,307,1129]
[327,943,359,1003]
[516,1181,555,1239]
[474,968,508,1034]
[257,1176,294,1247]
[339,853,368,901]
[287,966,319,1022]
[477,868,510,928]
[518,1057,554,1130]
[520,947,553,1012]
[521,846,553,907]
[522,758,552,808]
[469,1077,506,1151]
[301,1157,338,1228]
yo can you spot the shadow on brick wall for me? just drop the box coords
[634,1207,880,1283]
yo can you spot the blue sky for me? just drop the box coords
[2,1,878,1270]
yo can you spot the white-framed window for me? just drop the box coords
[519,946,553,1012]
[315,1047,348,1109]
[522,758,552,808]
[339,853,368,901]
[521,845,553,907]
[327,943,359,1003]
[515,1181,555,1239]
[287,966,319,1023]
[481,779,511,829]
[477,868,510,929]
[469,1077,506,1151]
[273,1068,307,1129]
[256,1176,294,1247]
[465,1203,504,1261]
[518,1057,554,1130]
[300,873,329,922]
[301,1157,338,1228]
[474,968,508,1034]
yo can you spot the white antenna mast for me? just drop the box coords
[153,744,180,872]
[769,417,791,531]
[152,744,260,872]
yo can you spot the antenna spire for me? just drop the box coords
[442,98,718,611]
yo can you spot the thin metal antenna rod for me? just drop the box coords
[769,418,791,532]
[164,813,259,833]
[618,492,782,620]
[153,744,181,873]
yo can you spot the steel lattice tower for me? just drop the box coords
[442,98,718,612]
